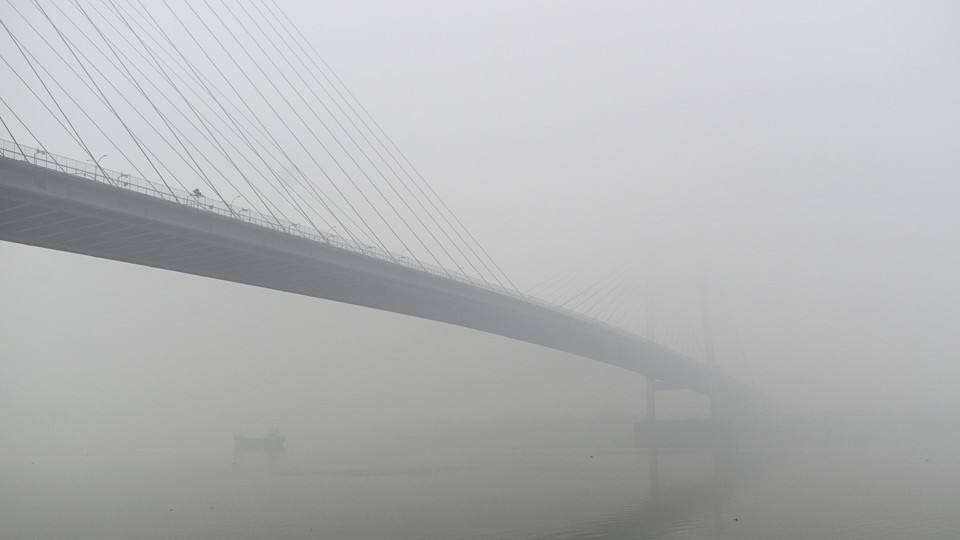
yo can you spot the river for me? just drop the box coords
[3,443,958,539]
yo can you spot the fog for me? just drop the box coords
[2,1,960,537]
[2,243,653,465]
[288,0,960,412]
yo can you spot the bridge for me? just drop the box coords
[0,0,760,421]
[0,140,757,415]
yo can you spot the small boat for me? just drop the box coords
[234,428,285,453]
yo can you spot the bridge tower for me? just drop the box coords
[635,266,741,450]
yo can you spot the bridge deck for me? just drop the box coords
[0,155,740,393]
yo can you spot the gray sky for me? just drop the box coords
[284,0,960,410]
[2,0,960,462]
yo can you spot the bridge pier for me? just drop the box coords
[645,376,657,421]
[636,372,741,449]
[708,370,720,420]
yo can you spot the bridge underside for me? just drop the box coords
[0,157,746,395]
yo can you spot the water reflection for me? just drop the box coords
[546,448,769,540]
[3,443,957,539]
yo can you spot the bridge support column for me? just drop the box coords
[635,376,660,449]
[708,369,721,421]
[645,376,657,421]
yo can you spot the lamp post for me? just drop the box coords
[227,195,243,218]
[86,154,108,182]
[324,225,339,244]
[33,149,46,164]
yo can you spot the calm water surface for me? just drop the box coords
[3,444,958,539]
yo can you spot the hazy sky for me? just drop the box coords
[280,0,960,409]
[2,0,960,462]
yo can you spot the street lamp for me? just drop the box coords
[86,154,108,181]
[322,225,339,244]
[86,154,107,167]
[226,195,243,217]
[33,149,46,164]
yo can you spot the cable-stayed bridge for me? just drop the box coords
[0,0,761,417]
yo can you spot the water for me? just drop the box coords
[3,444,959,539]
